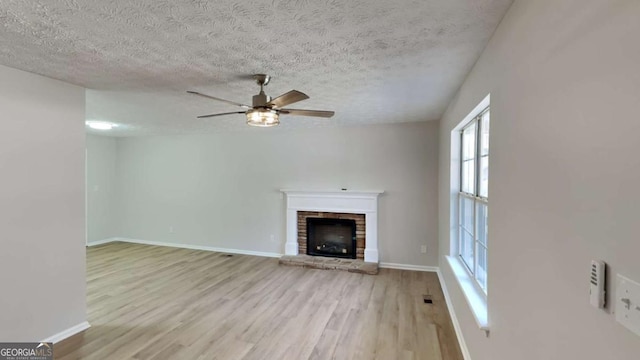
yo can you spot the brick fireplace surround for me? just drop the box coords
[298,211,366,259]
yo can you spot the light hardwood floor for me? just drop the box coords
[55,242,463,360]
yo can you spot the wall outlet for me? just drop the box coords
[169,226,174,233]
[420,245,427,253]
[270,234,276,242]
[616,274,640,337]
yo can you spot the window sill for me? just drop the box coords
[445,256,490,332]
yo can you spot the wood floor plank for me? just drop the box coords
[54,242,463,360]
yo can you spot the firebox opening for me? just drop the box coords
[306,218,357,259]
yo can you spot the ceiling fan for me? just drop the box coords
[187,74,335,127]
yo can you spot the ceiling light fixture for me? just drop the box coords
[86,121,116,130]
[246,109,280,127]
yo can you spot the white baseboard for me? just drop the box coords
[379,262,439,272]
[437,269,471,360]
[86,237,120,246]
[42,321,90,344]
[97,237,283,259]
[91,240,439,271]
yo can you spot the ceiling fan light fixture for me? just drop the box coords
[246,109,279,127]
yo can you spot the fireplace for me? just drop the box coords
[307,218,357,259]
[281,189,383,263]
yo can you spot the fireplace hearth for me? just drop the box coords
[307,218,356,259]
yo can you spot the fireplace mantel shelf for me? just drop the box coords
[281,189,383,264]
[280,189,384,197]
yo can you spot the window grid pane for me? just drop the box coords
[479,109,490,198]
[481,110,490,156]
[476,202,488,247]
[461,123,477,195]
[458,196,464,265]
[462,160,475,194]
[461,196,474,232]
[479,155,489,198]
[460,227,474,273]
[462,122,476,160]
[476,242,487,290]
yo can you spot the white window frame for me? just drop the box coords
[447,94,490,332]
[458,106,489,294]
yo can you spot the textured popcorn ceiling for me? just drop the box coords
[0,0,512,136]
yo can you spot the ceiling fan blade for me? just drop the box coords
[187,90,251,109]
[279,109,335,118]
[197,111,246,119]
[267,90,309,108]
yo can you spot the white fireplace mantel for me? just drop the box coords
[281,189,384,263]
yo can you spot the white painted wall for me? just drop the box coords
[86,135,119,243]
[0,64,86,340]
[114,121,439,266]
[438,0,640,359]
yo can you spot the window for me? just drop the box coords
[459,107,490,292]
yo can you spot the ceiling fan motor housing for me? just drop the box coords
[252,92,271,108]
